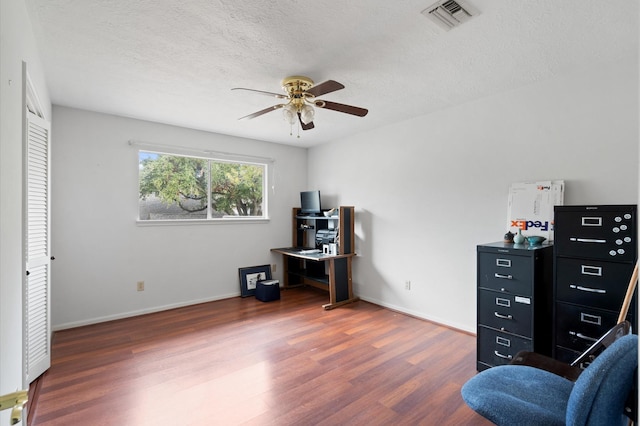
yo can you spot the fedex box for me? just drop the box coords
[507,181,564,241]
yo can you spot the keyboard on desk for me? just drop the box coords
[298,249,322,254]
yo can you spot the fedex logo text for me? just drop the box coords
[511,220,549,231]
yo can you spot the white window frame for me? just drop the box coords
[133,142,271,225]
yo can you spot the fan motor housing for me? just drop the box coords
[282,76,314,99]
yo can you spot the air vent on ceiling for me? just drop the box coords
[421,0,479,31]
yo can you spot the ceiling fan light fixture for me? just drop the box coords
[233,75,367,136]
[282,104,297,125]
[300,104,315,125]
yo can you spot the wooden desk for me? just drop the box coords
[271,247,359,310]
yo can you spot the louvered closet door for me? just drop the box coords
[25,111,51,382]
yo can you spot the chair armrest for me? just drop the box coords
[511,351,582,381]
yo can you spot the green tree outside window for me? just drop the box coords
[139,151,265,220]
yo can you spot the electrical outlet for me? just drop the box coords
[272,264,277,273]
[405,280,411,290]
[137,281,144,291]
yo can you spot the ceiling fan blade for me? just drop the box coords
[238,104,285,120]
[231,87,288,99]
[316,100,368,117]
[298,113,315,130]
[306,80,345,97]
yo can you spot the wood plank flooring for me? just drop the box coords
[30,287,492,425]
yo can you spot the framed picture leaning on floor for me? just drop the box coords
[238,264,272,297]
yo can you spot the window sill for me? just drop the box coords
[136,217,270,226]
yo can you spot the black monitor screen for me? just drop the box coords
[300,190,321,214]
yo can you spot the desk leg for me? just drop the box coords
[322,257,359,310]
[281,254,289,288]
[281,254,305,289]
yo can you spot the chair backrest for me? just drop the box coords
[566,333,638,425]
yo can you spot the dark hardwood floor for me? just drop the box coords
[30,287,492,425]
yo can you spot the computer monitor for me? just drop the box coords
[300,190,322,215]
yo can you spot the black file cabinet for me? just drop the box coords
[476,242,553,371]
[553,205,637,364]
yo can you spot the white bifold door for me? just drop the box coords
[24,111,51,382]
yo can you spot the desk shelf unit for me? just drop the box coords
[292,206,355,255]
[272,206,357,309]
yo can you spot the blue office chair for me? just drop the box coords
[461,333,638,426]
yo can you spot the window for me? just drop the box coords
[138,151,267,221]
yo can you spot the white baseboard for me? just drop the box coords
[358,296,475,335]
[53,293,476,335]
[52,292,240,331]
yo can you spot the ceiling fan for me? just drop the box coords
[232,76,368,134]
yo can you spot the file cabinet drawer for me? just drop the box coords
[478,326,532,368]
[555,257,634,311]
[554,302,619,353]
[478,252,533,296]
[478,289,533,338]
[554,205,636,262]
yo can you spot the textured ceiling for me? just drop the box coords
[25,0,638,147]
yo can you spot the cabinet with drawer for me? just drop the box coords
[476,242,553,371]
[553,205,637,363]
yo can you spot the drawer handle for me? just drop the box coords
[570,284,606,294]
[570,331,598,343]
[494,312,513,320]
[494,350,513,360]
[570,237,607,244]
[494,273,513,280]
[577,361,591,370]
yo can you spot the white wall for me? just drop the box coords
[308,58,639,332]
[51,57,638,334]
[51,107,307,329]
[0,0,51,419]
